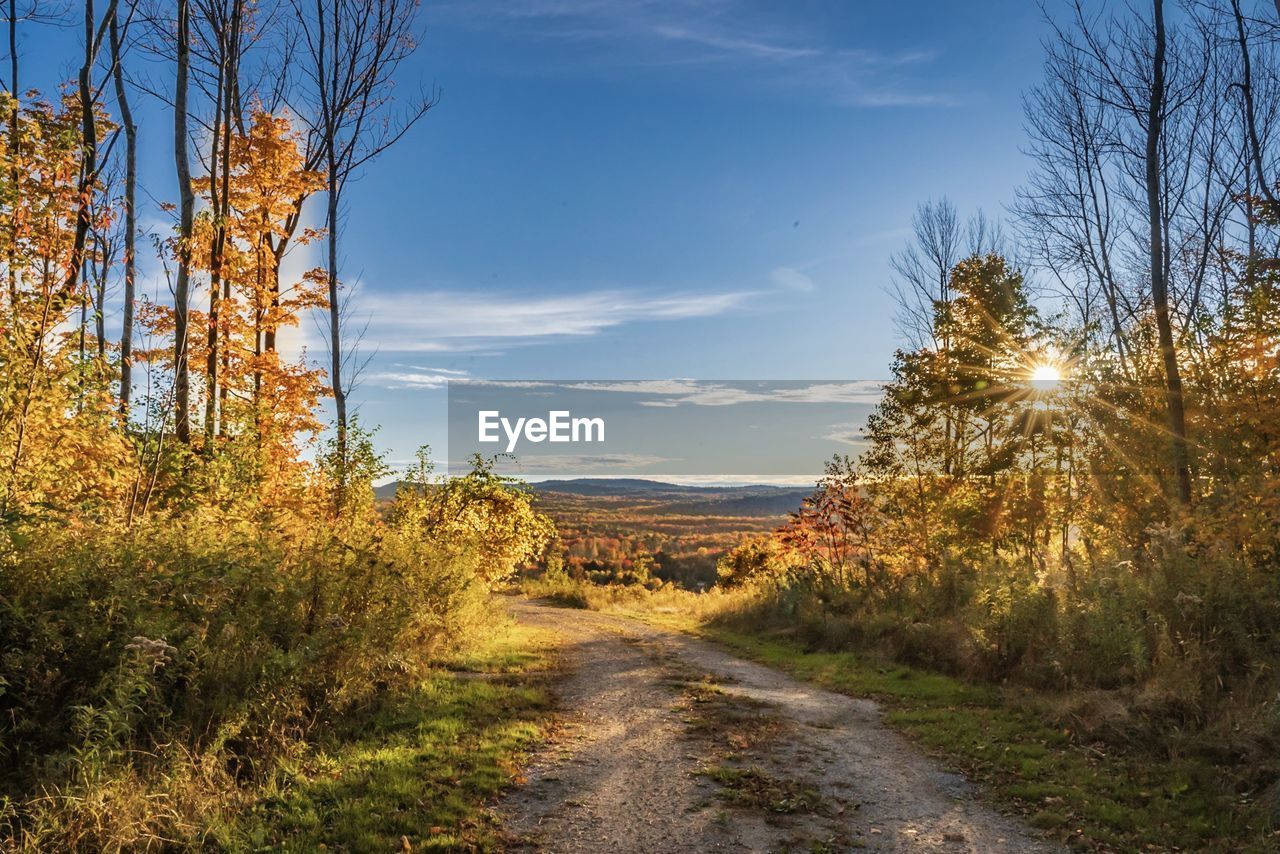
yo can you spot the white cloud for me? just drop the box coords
[771,266,815,292]
[369,370,468,389]
[822,421,870,447]
[605,380,886,407]
[648,23,819,62]
[478,452,678,473]
[362,288,751,352]
[405,365,470,375]
[442,379,886,405]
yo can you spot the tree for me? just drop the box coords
[288,0,433,507]
[1144,0,1194,506]
[172,0,195,443]
[110,2,137,414]
[780,455,881,591]
[1019,0,1246,509]
[183,111,328,464]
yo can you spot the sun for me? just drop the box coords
[1030,363,1062,383]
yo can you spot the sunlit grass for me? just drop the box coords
[591,592,1272,852]
[232,623,556,851]
[692,625,1270,852]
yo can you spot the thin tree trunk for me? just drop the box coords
[68,1,98,301]
[173,0,194,444]
[1232,0,1280,220]
[94,249,106,357]
[204,0,242,441]
[1145,0,1192,506]
[205,69,223,441]
[6,0,18,312]
[318,0,348,506]
[67,0,118,303]
[327,170,347,504]
[111,8,136,415]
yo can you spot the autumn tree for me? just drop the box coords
[0,94,131,514]
[179,111,328,475]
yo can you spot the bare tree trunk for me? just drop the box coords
[205,76,223,440]
[6,0,17,312]
[66,0,119,304]
[111,7,136,415]
[70,3,97,300]
[93,248,106,357]
[292,0,432,507]
[204,0,243,441]
[173,0,194,443]
[327,160,347,503]
[316,0,348,505]
[1145,0,1192,506]
[1232,0,1280,219]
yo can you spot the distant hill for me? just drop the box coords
[532,478,814,498]
[532,479,813,518]
[657,491,810,517]
[373,477,814,516]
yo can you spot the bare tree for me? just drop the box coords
[1229,0,1280,218]
[111,2,138,414]
[192,0,248,439]
[1144,0,1193,505]
[889,198,962,349]
[1016,0,1257,508]
[1016,23,1135,374]
[65,0,120,305]
[289,0,433,504]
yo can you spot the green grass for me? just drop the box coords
[232,623,556,852]
[617,607,1274,852]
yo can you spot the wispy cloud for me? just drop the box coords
[458,379,885,406]
[771,266,815,292]
[437,0,952,107]
[648,22,818,62]
[473,452,679,473]
[362,288,751,353]
[369,365,472,389]
[822,421,870,447]
[617,381,885,407]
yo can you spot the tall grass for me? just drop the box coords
[0,496,510,849]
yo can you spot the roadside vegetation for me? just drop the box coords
[0,4,556,846]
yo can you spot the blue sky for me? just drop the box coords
[20,0,1050,470]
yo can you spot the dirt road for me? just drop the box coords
[493,599,1060,853]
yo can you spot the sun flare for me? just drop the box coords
[1030,363,1062,383]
